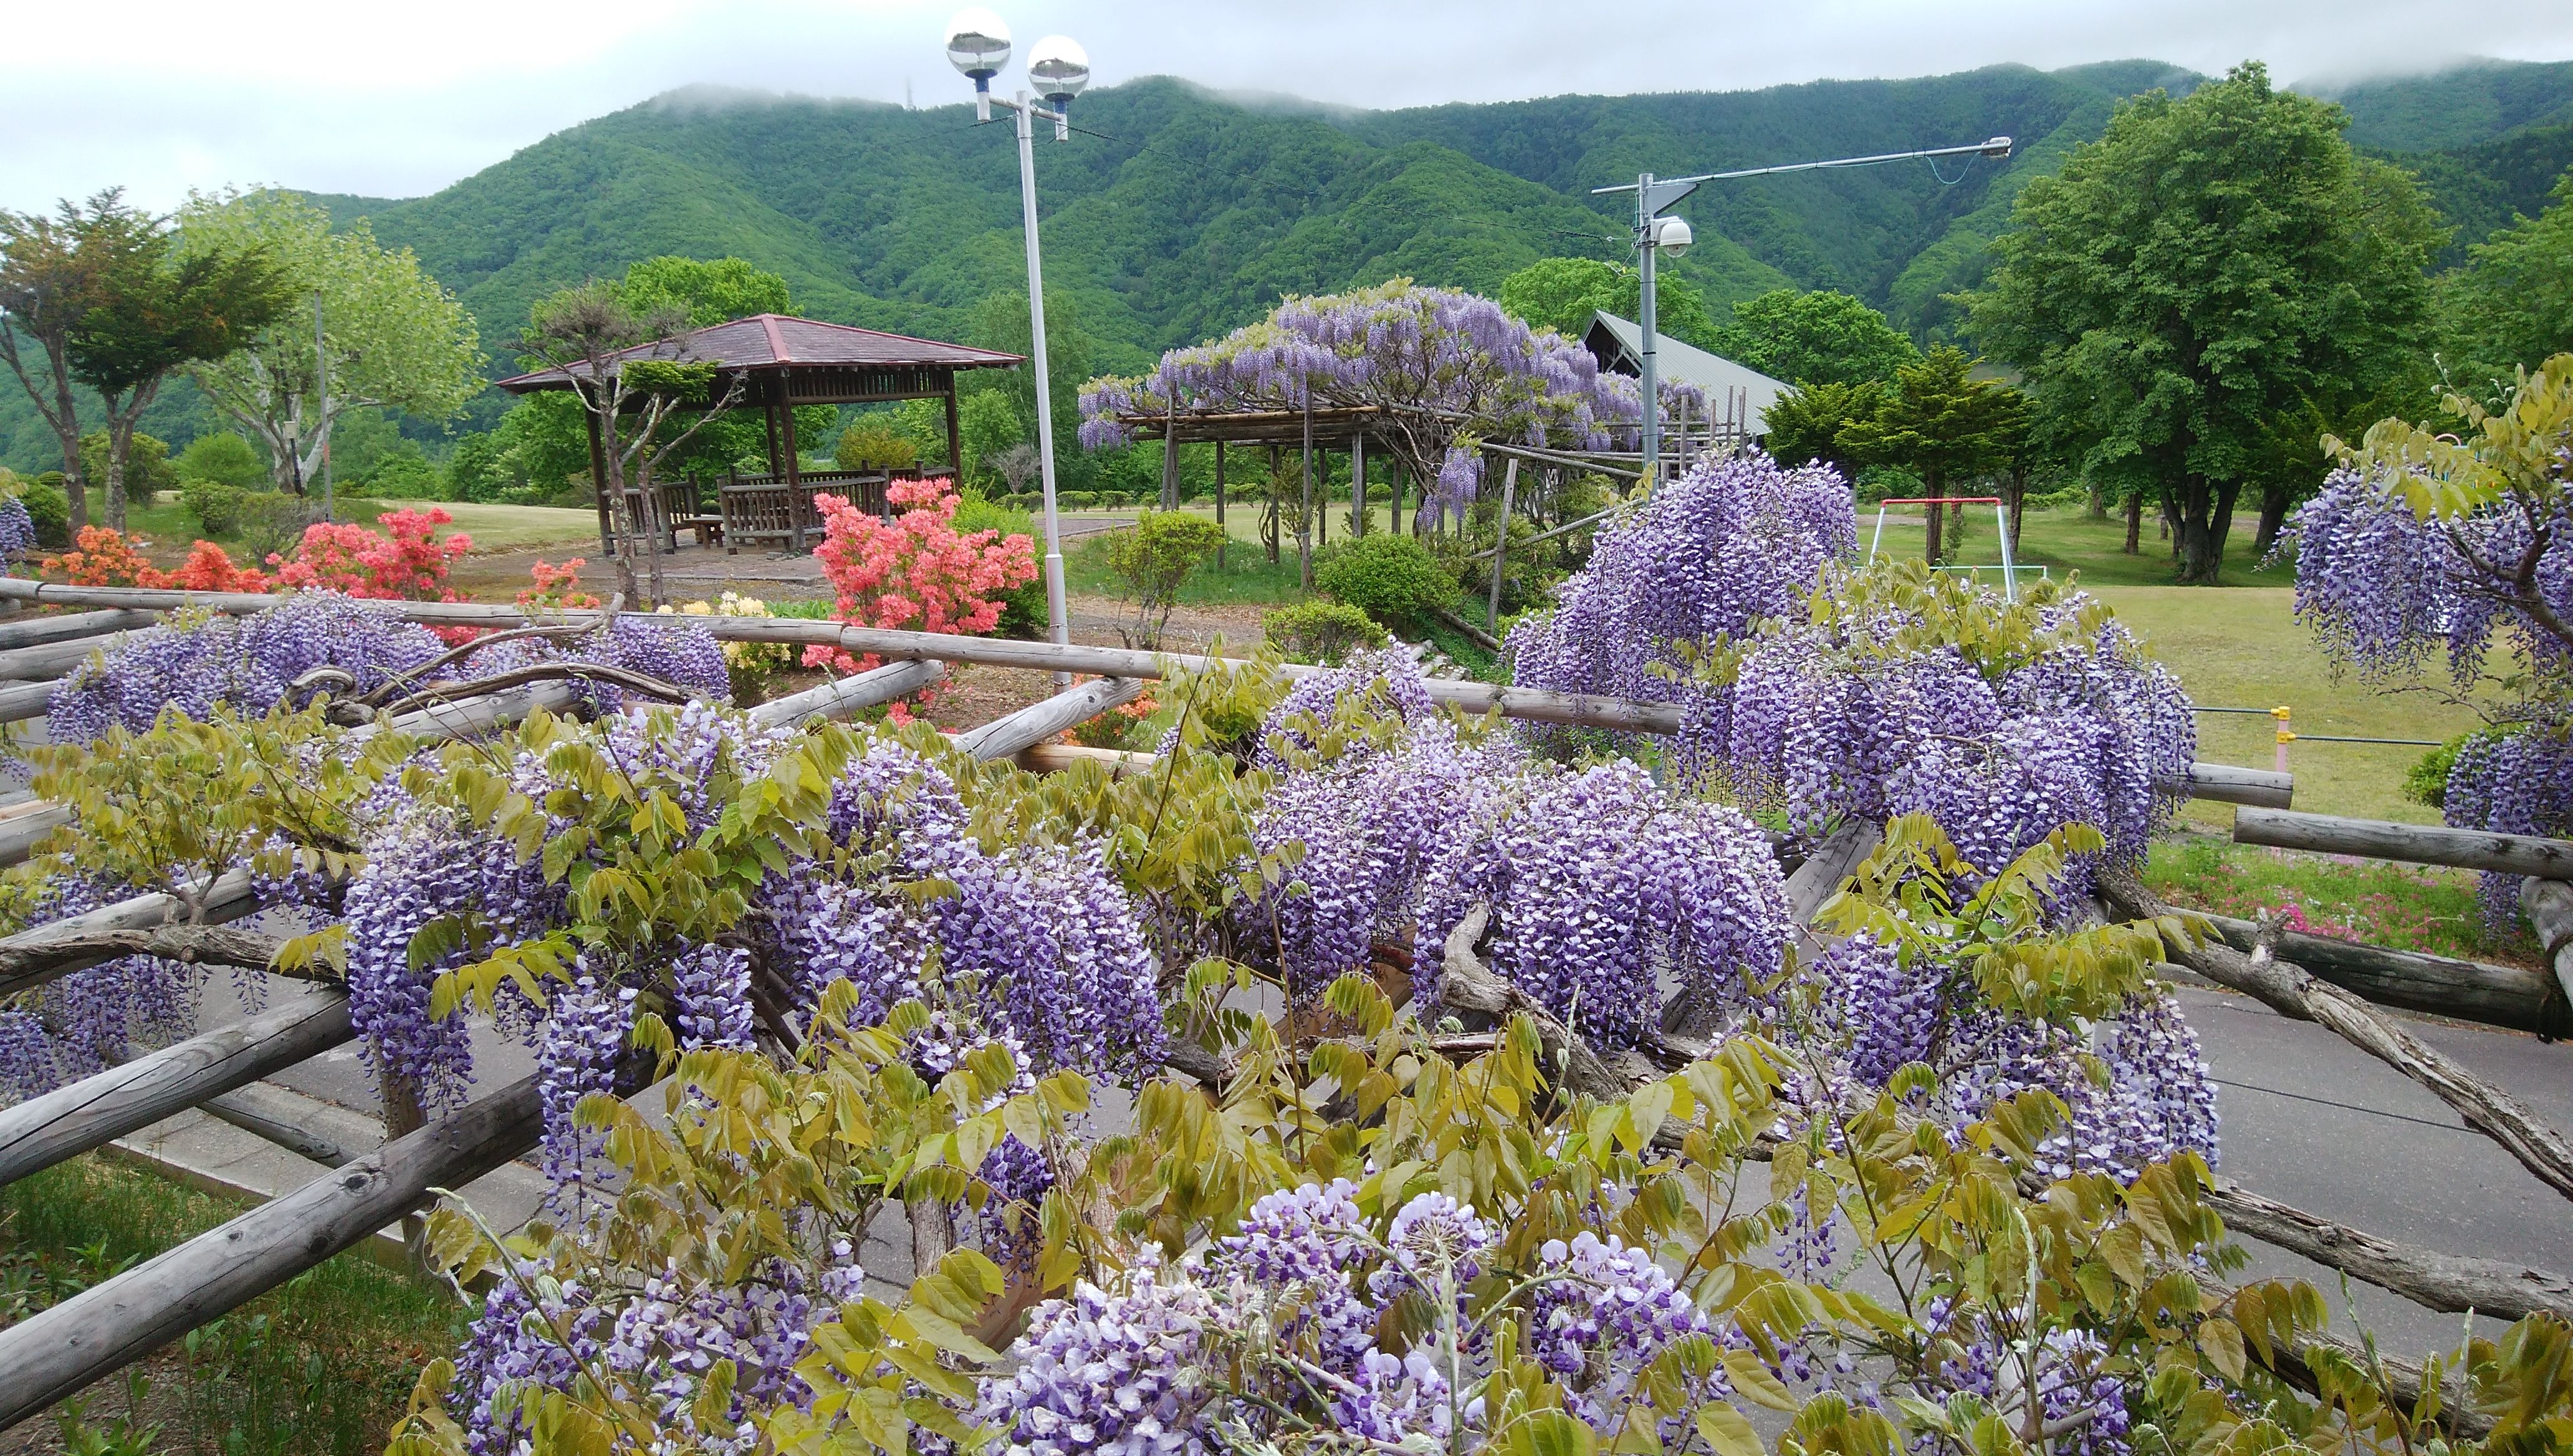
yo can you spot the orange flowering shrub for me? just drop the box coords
[803,476,1037,676]
[41,526,155,587]
[269,507,472,601]
[145,540,275,593]
[1067,692,1159,750]
[518,557,601,611]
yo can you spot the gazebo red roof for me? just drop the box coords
[494,314,1022,390]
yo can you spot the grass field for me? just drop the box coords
[1,1154,457,1454]
[2085,585,2472,826]
[1866,500,2293,587]
[117,494,600,558]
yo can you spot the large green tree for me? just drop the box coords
[180,189,482,496]
[62,195,287,529]
[1841,345,2025,563]
[1711,289,1920,387]
[1967,62,2440,583]
[1496,257,1722,352]
[967,287,1091,472]
[2438,168,2573,400]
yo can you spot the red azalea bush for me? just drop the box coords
[803,476,1037,676]
[269,507,472,601]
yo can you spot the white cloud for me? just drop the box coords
[4,0,2568,213]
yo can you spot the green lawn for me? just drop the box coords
[118,494,600,557]
[2144,831,2537,966]
[1063,528,1311,605]
[1,1154,459,1454]
[1866,501,2293,588]
[2087,585,2473,826]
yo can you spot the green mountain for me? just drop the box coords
[2311,59,2573,151]
[5,55,2570,474]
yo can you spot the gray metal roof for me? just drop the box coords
[1582,312,1790,434]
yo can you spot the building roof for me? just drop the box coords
[496,314,1023,391]
[1581,312,1789,434]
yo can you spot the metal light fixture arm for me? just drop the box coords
[1598,136,2013,494]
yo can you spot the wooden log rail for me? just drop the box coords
[745,659,945,730]
[0,869,262,1002]
[2235,807,2573,879]
[2193,911,2555,1033]
[0,991,352,1189]
[2516,879,2573,1035]
[0,1071,544,1430]
[0,580,2284,809]
[0,608,156,653]
[957,677,1143,760]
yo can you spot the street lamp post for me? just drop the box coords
[947,10,1088,682]
[1598,136,2013,493]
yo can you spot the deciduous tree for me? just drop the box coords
[1841,345,2024,564]
[179,189,481,496]
[1710,288,1920,387]
[1968,62,2440,583]
[2438,170,2573,402]
[0,192,120,532]
[64,198,286,529]
[516,282,746,600]
[1497,256,1721,351]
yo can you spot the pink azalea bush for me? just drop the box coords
[269,507,472,601]
[803,476,1037,677]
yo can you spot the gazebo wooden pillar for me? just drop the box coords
[944,386,964,485]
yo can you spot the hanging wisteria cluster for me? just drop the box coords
[1077,281,1703,500]
[1806,933,2220,1181]
[0,874,199,1104]
[1417,759,1789,1050]
[48,593,450,743]
[1242,651,1518,1000]
[1725,571,2193,886]
[1505,450,1858,731]
[0,496,37,559]
[754,739,1166,1080]
[1243,649,1790,1048]
[46,592,732,744]
[2285,408,2573,921]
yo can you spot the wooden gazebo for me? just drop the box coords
[496,314,1022,553]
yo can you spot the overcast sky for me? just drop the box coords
[8,0,2571,214]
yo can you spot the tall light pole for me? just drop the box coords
[1597,135,2014,493]
[947,10,1088,682]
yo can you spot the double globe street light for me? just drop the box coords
[946,9,1088,669]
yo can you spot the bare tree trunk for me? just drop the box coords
[2123,491,2142,554]
[2256,482,2294,557]
[2177,474,2231,585]
[1922,467,1944,567]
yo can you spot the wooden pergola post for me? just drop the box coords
[1349,432,1366,537]
[943,377,964,487]
[584,409,615,559]
[1214,440,1227,568]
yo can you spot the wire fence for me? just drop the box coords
[2188,704,2445,748]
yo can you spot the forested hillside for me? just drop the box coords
[5,55,2569,471]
